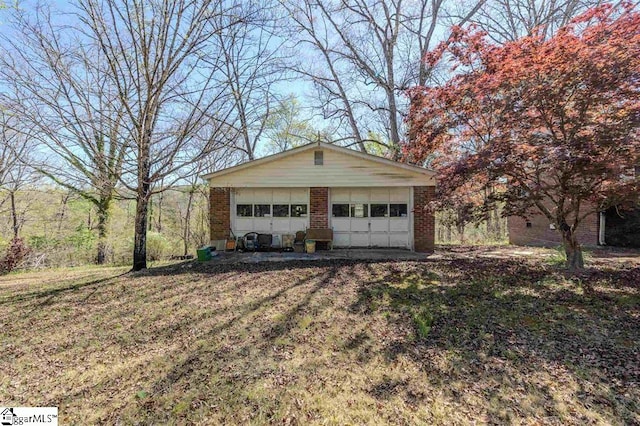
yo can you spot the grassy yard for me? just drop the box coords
[1,251,639,425]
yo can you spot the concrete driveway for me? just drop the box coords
[207,248,429,264]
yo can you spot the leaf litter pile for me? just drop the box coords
[0,254,638,424]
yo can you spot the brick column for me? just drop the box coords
[310,187,329,229]
[210,187,230,241]
[413,186,435,252]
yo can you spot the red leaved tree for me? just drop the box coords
[405,3,640,270]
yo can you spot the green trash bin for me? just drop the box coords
[197,245,213,261]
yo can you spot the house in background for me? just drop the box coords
[508,206,640,248]
[203,141,437,251]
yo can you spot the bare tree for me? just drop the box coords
[212,2,289,161]
[470,0,604,43]
[0,112,36,240]
[280,0,485,157]
[77,0,248,270]
[0,5,129,264]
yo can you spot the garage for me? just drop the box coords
[331,187,411,248]
[232,188,309,236]
[206,141,436,253]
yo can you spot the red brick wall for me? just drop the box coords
[508,210,599,247]
[413,186,436,252]
[210,187,230,241]
[310,187,329,228]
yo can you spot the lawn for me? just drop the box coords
[1,250,639,425]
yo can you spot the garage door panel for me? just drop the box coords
[370,188,390,202]
[350,189,370,202]
[253,218,272,232]
[272,219,291,232]
[235,188,253,203]
[333,233,350,247]
[390,188,410,202]
[370,219,389,233]
[370,234,389,247]
[290,218,307,233]
[350,233,370,246]
[332,218,350,232]
[390,233,409,247]
[331,188,350,202]
[272,189,291,202]
[235,218,253,231]
[252,189,272,203]
[390,219,409,232]
[289,188,308,203]
[350,220,369,232]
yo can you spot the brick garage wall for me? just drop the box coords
[413,186,436,252]
[210,187,231,241]
[310,187,329,228]
[508,210,599,247]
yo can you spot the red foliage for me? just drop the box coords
[0,238,31,274]
[405,3,640,265]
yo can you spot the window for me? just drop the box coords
[526,221,532,228]
[314,150,323,165]
[291,204,308,217]
[332,204,349,217]
[390,204,408,217]
[351,204,368,218]
[237,204,253,217]
[273,204,289,217]
[254,204,271,217]
[371,204,388,217]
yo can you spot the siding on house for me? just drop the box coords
[207,147,436,188]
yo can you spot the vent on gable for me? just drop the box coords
[314,150,323,165]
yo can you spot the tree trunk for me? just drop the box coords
[147,195,153,231]
[156,191,163,232]
[486,208,493,239]
[57,193,70,234]
[96,199,110,265]
[183,188,195,257]
[132,139,152,271]
[561,223,584,270]
[492,207,501,240]
[457,224,465,245]
[10,190,19,239]
[133,188,150,271]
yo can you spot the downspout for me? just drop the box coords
[598,211,606,246]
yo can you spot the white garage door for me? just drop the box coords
[331,188,410,248]
[232,188,309,237]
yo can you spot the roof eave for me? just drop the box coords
[200,141,436,181]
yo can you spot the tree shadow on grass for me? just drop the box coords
[0,272,128,306]
[352,257,640,423]
[132,257,395,278]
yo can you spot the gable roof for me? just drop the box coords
[202,141,435,180]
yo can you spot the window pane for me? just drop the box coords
[332,204,349,217]
[314,150,323,165]
[390,204,408,217]
[371,204,388,217]
[291,204,307,217]
[236,204,253,217]
[254,204,271,217]
[351,204,368,218]
[273,204,289,217]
